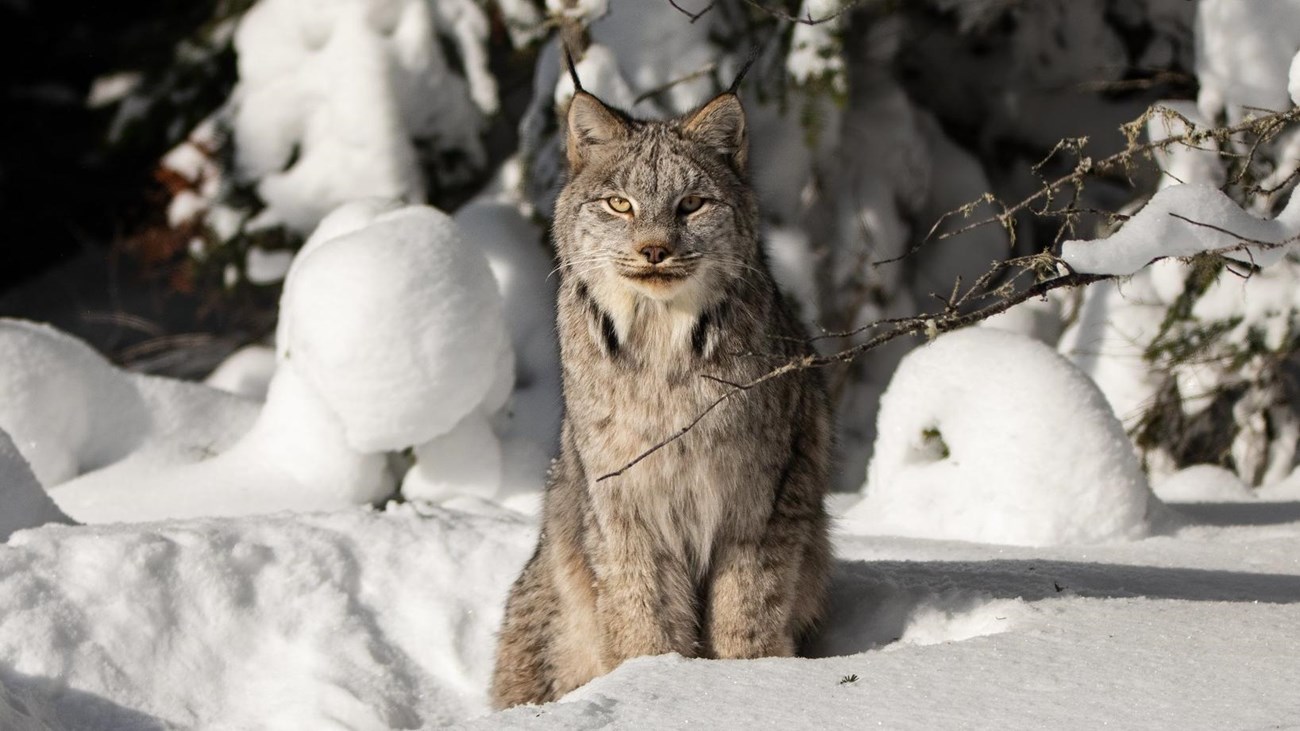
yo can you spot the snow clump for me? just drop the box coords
[847,328,1156,546]
[204,344,277,400]
[1154,464,1253,503]
[232,0,495,233]
[1060,182,1300,277]
[1195,0,1300,124]
[0,320,149,486]
[50,202,511,522]
[278,202,510,453]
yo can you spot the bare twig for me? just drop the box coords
[596,212,1300,482]
[598,261,1102,482]
[667,0,715,23]
[80,311,166,338]
[739,0,865,25]
[924,106,1300,249]
[632,62,719,106]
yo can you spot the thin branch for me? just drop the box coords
[1165,212,1296,251]
[666,0,715,23]
[925,106,1300,249]
[739,0,865,25]
[596,212,1300,482]
[597,264,1102,483]
[632,62,719,106]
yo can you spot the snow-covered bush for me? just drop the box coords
[154,0,511,294]
[1051,1,1300,487]
[44,202,513,522]
[847,328,1156,546]
[74,0,1300,504]
[277,202,509,451]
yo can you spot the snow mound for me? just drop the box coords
[1061,183,1300,277]
[1155,464,1253,503]
[0,505,534,730]
[52,365,393,523]
[0,320,258,496]
[279,204,510,452]
[0,430,72,542]
[401,410,502,502]
[52,203,512,522]
[204,344,276,400]
[0,320,147,486]
[454,196,560,445]
[848,328,1155,546]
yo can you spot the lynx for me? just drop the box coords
[490,62,832,709]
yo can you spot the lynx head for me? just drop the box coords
[553,88,760,311]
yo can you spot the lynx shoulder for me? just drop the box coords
[490,68,832,709]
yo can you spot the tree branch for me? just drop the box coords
[596,209,1300,482]
[666,0,715,23]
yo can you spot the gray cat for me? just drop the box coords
[490,64,832,709]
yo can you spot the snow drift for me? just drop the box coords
[848,328,1158,545]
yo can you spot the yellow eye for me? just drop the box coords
[678,195,704,214]
[606,196,632,214]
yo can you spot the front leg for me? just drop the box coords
[706,432,830,659]
[591,510,699,669]
[705,529,807,658]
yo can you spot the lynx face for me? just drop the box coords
[554,92,760,311]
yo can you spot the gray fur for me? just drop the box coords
[491,87,832,709]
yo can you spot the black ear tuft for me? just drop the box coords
[563,43,583,94]
[682,93,748,172]
[728,46,760,95]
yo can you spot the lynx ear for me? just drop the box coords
[566,91,630,171]
[683,93,747,172]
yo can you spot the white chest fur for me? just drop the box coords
[578,282,738,574]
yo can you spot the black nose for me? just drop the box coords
[639,244,672,264]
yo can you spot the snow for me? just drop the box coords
[85,72,141,109]
[231,0,490,232]
[244,245,294,284]
[402,410,502,503]
[10,2,1300,728]
[1196,0,1300,123]
[0,505,535,730]
[37,203,511,523]
[51,365,392,523]
[3,282,1300,728]
[452,184,561,455]
[847,328,1156,546]
[204,344,276,400]
[0,320,148,486]
[277,203,509,453]
[1060,182,1300,276]
[0,430,71,542]
[1148,101,1224,190]
[546,0,607,23]
[1291,48,1300,107]
[5,496,1300,729]
[1154,464,1252,503]
[787,0,848,94]
[1056,268,1173,429]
